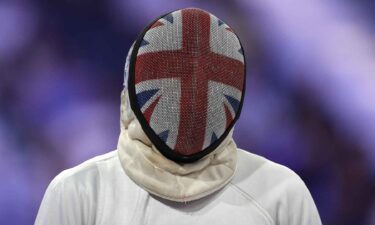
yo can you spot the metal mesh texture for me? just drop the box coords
[131,8,245,157]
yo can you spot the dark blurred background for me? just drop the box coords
[1,0,375,224]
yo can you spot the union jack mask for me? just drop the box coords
[125,8,246,163]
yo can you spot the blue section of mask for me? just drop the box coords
[140,39,149,47]
[136,89,159,109]
[211,132,218,144]
[218,19,224,26]
[158,130,169,142]
[163,14,174,24]
[224,94,240,113]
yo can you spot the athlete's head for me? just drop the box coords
[123,8,246,163]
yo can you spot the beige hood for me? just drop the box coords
[117,90,237,202]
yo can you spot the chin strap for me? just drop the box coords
[117,91,237,202]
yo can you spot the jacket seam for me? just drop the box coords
[229,182,275,225]
[95,154,119,225]
[95,161,104,225]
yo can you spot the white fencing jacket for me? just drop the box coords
[35,92,322,225]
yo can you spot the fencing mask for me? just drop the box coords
[125,7,246,163]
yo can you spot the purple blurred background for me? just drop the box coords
[1,0,375,224]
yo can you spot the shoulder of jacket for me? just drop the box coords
[230,149,310,223]
[49,150,118,190]
[233,148,306,188]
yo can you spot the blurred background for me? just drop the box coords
[1,0,374,224]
